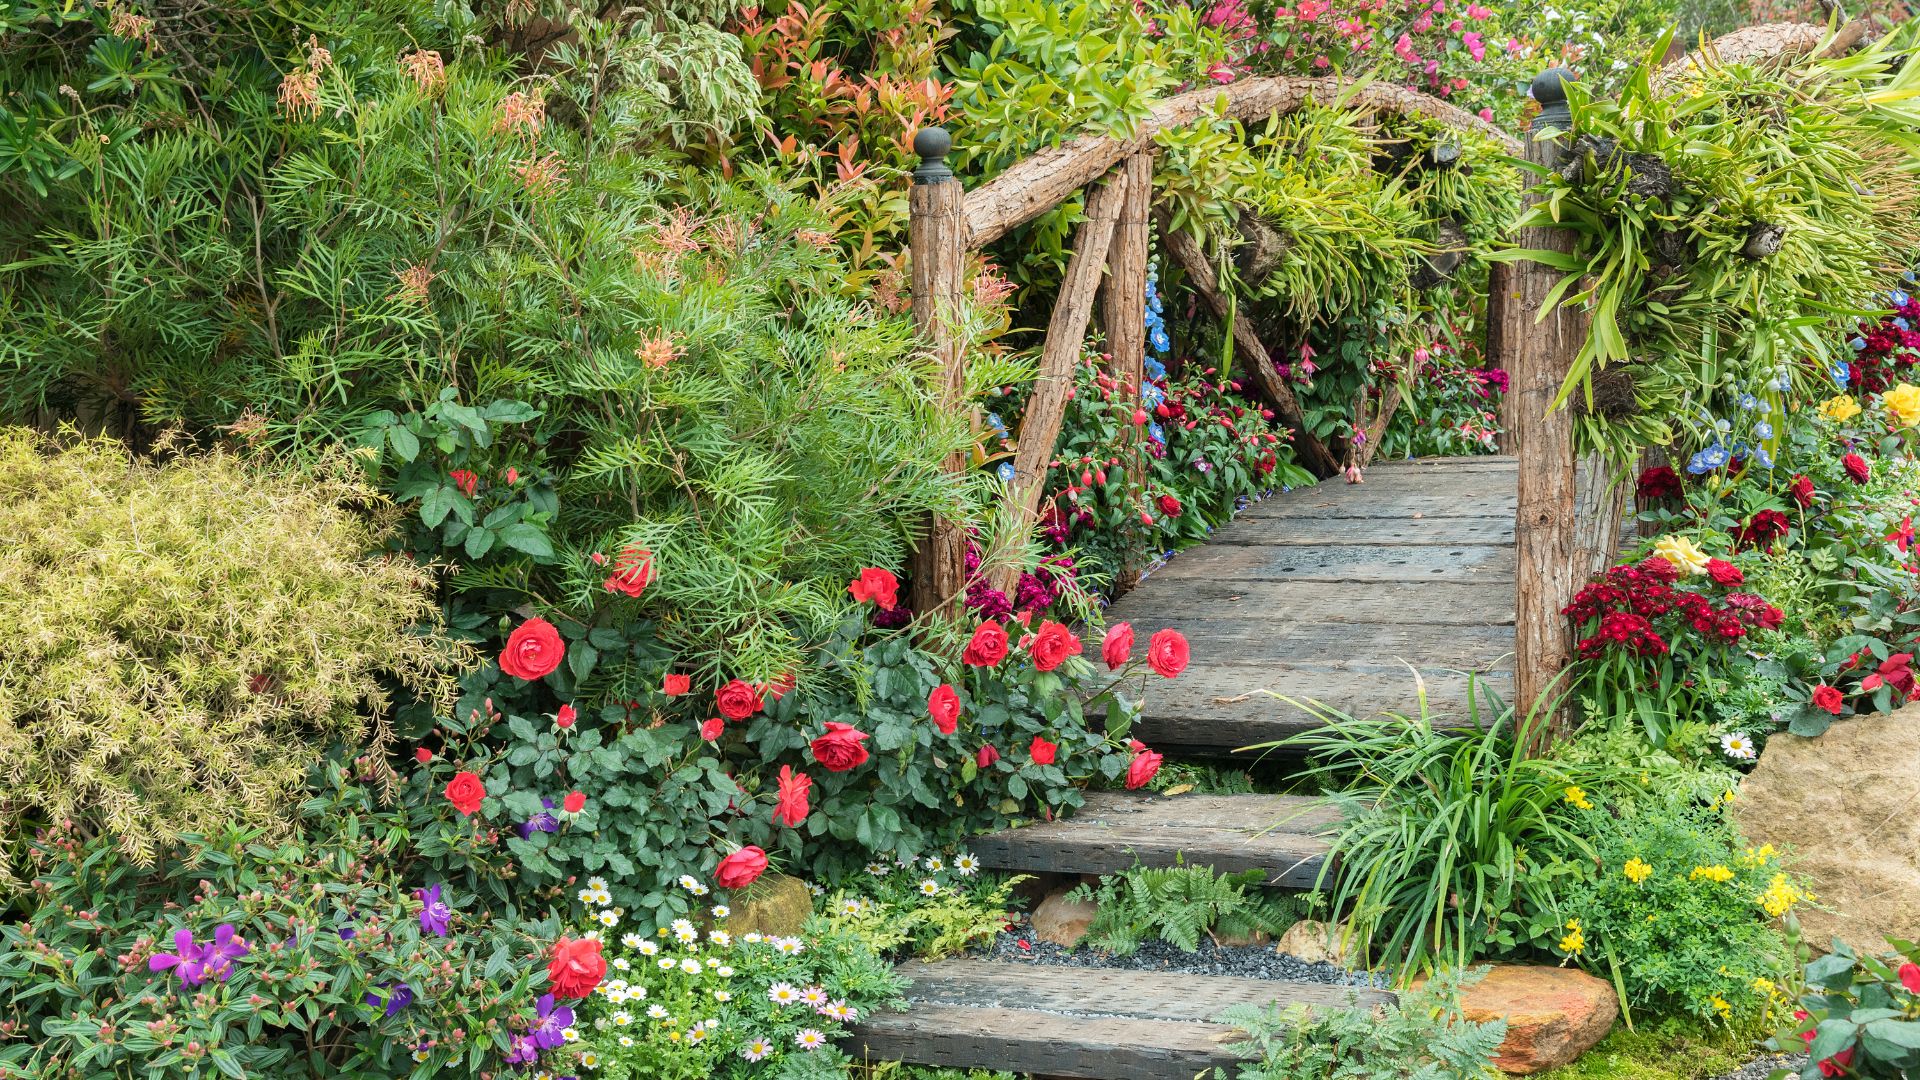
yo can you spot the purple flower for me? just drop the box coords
[149,924,249,987]
[504,1035,539,1066]
[530,993,574,1050]
[417,884,452,937]
[519,799,560,839]
[365,981,413,1018]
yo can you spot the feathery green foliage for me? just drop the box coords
[1216,967,1509,1080]
[0,427,461,886]
[1068,865,1305,955]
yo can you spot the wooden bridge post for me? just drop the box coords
[906,127,974,620]
[1102,152,1154,593]
[1502,70,1587,747]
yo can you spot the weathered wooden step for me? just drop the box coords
[848,959,1392,1080]
[969,790,1334,887]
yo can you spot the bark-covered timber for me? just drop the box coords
[1655,18,1879,89]
[964,77,1521,250]
[1155,209,1342,478]
[1101,153,1154,595]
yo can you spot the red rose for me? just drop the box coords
[763,671,797,701]
[500,617,566,680]
[1861,653,1917,697]
[847,567,900,611]
[1028,735,1057,766]
[962,621,1009,667]
[1101,622,1134,671]
[1147,629,1190,678]
[1157,494,1183,518]
[663,673,691,696]
[1790,474,1816,508]
[699,717,724,741]
[603,544,653,599]
[810,721,871,772]
[562,790,586,814]
[1844,453,1871,484]
[1125,745,1164,790]
[714,679,763,721]
[1029,620,1082,672]
[715,846,768,890]
[556,704,577,729]
[928,683,961,735]
[547,937,606,999]
[1818,1048,1856,1079]
[444,771,485,816]
[504,467,520,485]
[1705,559,1744,587]
[414,747,433,764]
[1733,510,1790,551]
[449,469,479,497]
[1900,962,1920,995]
[1635,465,1684,502]
[976,744,1000,768]
[773,765,811,828]
[1811,684,1844,715]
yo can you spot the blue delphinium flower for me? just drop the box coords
[1686,444,1730,474]
[1893,289,1910,307]
[1754,421,1773,440]
[1831,361,1852,388]
[1898,318,1912,332]
[1148,423,1166,444]
[1753,446,1775,470]
[996,460,1016,483]
[1737,392,1758,411]
[1851,336,1868,351]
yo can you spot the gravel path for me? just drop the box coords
[1708,1054,1804,1080]
[977,919,1388,988]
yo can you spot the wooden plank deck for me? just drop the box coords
[848,959,1392,1079]
[1112,455,1519,752]
[968,790,1334,886]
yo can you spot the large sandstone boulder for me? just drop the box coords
[722,873,813,938]
[1734,706,1920,952]
[1451,965,1619,1074]
[1275,919,1350,965]
[1031,888,1099,948]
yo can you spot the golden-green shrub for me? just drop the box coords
[0,428,465,884]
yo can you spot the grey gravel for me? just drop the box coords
[1708,1054,1805,1080]
[977,919,1388,988]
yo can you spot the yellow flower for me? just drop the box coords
[1564,786,1594,810]
[1558,919,1586,955]
[1885,383,1920,428]
[1652,534,1711,576]
[1623,857,1653,884]
[1821,394,1864,423]
[1757,873,1807,918]
[1738,844,1777,868]
[1690,864,1735,884]
[1710,994,1732,1018]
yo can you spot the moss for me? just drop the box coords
[1539,1017,1769,1080]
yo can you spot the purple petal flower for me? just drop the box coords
[201,924,250,982]
[149,928,210,986]
[365,981,413,1018]
[519,798,560,839]
[417,884,453,937]
[504,1035,539,1066]
[530,993,574,1050]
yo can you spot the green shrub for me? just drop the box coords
[1067,866,1305,956]
[1215,967,1508,1080]
[1770,924,1920,1078]
[0,429,459,882]
[828,867,1026,962]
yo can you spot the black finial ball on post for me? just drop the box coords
[1531,68,1576,134]
[913,126,953,185]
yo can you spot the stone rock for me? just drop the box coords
[722,873,812,938]
[1208,925,1271,948]
[1733,706,1920,953]
[1031,889,1100,948]
[1451,965,1619,1074]
[1274,919,1349,965]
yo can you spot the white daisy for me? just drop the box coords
[611,957,630,972]
[708,930,731,947]
[743,932,763,944]
[713,989,733,1002]
[621,932,643,949]
[773,937,804,956]
[954,853,980,876]
[704,1018,720,1029]
[924,856,945,873]
[647,1004,670,1019]
[711,904,731,918]
[587,876,609,892]
[687,1028,706,1045]
[768,982,800,1005]
[657,957,677,970]
[606,987,628,1005]
[637,940,659,956]
[562,1027,580,1043]
[579,1050,600,1069]
[595,909,620,928]
[717,965,735,977]
[864,862,890,877]
[411,1049,430,1063]
[679,958,702,975]
[820,1000,857,1021]
[1721,732,1758,760]
[800,986,828,1006]
[806,881,826,897]
[679,875,709,896]
[918,879,940,896]
[742,1038,775,1062]
[612,1011,632,1026]
[617,1035,634,1048]
[795,1028,827,1051]
[576,887,598,905]
[671,919,699,943]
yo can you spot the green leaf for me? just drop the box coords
[464,527,495,560]
[386,424,420,462]
[420,486,456,528]
[498,523,553,558]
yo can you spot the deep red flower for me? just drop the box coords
[715,846,768,889]
[1147,629,1190,678]
[761,671,797,701]
[1818,1048,1856,1079]
[444,771,485,816]
[1790,474,1816,509]
[1890,516,1915,554]
[663,673,691,696]
[1843,453,1871,484]
[1812,684,1845,715]
[555,704,577,729]
[1899,961,1920,995]
[562,790,586,814]
[414,747,433,764]
[603,545,653,598]
[547,937,606,999]
[1029,620,1083,672]
[714,679,763,720]
[975,744,1000,769]
[1705,559,1744,587]
[927,683,961,735]
[1636,465,1684,501]
[962,621,1010,666]
[1125,745,1164,790]
[500,617,566,680]
[1157,494,1183,518]
[810,722,871,772]
[773,765,811,828]
[1861,653,1917,698]
[847,567,900,611]
[1028,735,1058,766]
[1102,622,1134,670]
[449,469,479,498]
[1733,510,1790,551]
[699,717,724,741]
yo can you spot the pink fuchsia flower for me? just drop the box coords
[417,884,453,937]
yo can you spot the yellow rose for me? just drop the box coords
[1884,383,1920,429]
[1652,534,1711,576]
[1820,395,1863,423]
